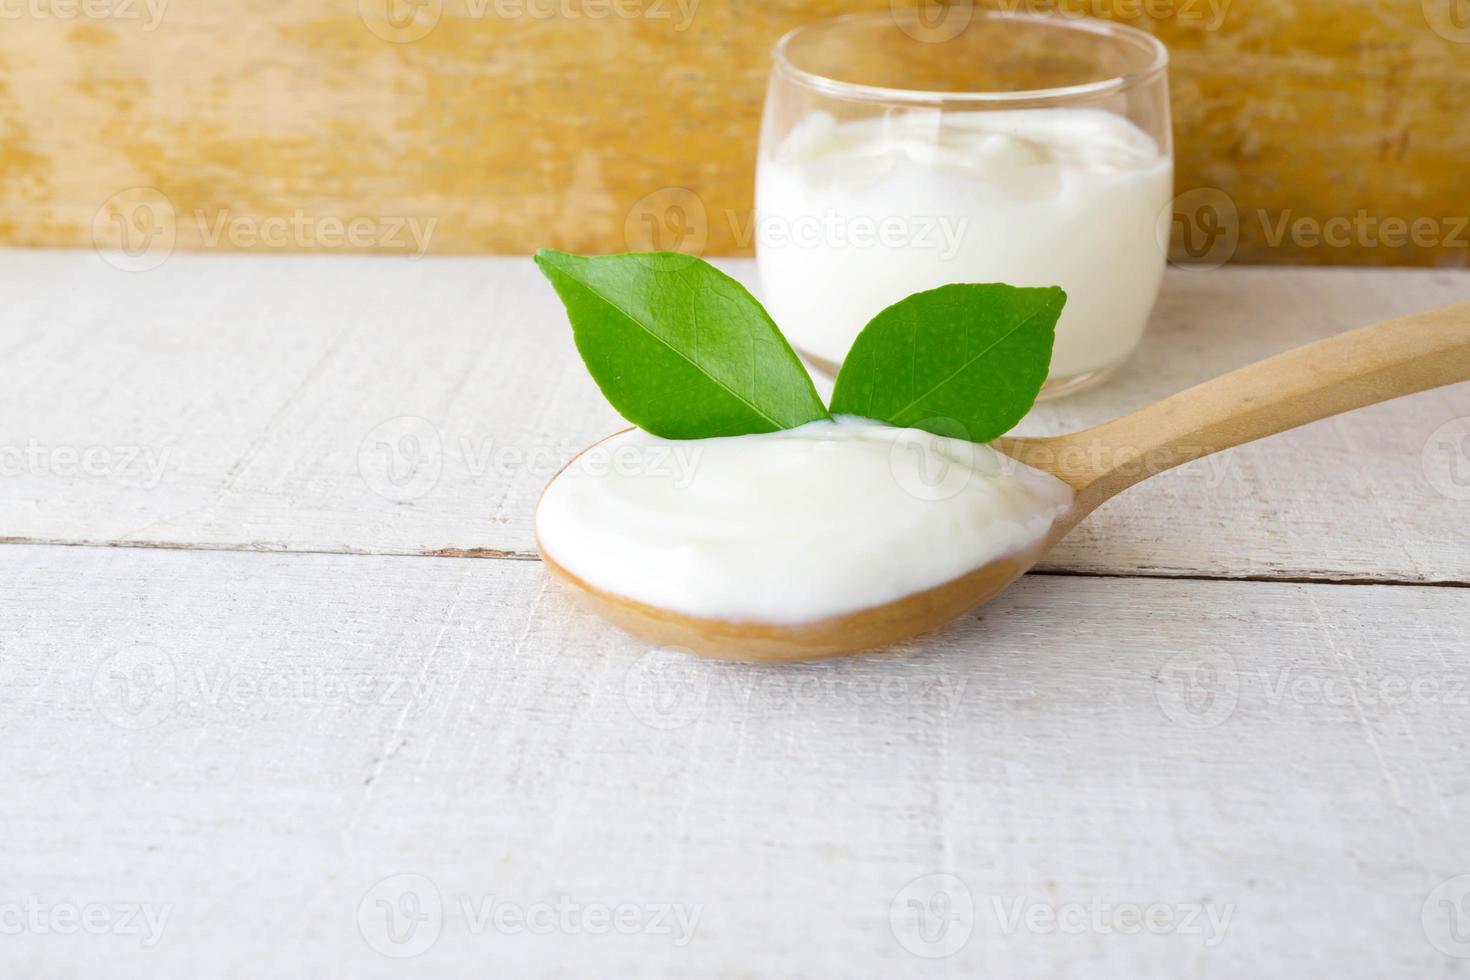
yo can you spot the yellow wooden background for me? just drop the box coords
[1,0,1467,265]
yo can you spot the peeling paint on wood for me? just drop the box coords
[0,0,1467,265]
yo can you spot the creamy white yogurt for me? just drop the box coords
[536,417,1074,624]
[756,108,1172,380]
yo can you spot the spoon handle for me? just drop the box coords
[1014,300,1470,510]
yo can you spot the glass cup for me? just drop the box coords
[756,9,1172,397]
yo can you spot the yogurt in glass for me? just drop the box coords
[757,108,1172,383]
[755,10,1173,396]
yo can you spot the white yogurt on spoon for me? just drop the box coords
[536,417,1074,624]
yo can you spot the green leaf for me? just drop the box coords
[828,283,1064,443]
[535,249,830,439]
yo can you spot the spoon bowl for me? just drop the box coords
[539,301,1470,661]
[540,536,1057,661]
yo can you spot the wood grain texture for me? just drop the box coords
[543,534,1050,661]
[0,0,1467,265]
[0,250,1465,584]
[1,543,1468,977]
[1004,298,1470,512]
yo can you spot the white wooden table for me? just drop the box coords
[2,250,1469,978]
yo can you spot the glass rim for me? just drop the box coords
[771,9,1170,106]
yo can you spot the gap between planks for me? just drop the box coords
[4,535,1468,590]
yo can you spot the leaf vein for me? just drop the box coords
[887,295,1059,423]
[568,275,783,427]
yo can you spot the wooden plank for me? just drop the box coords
[0,1,1468,267]
[0,543,1466,976]
[1029,267,1470,581]
[1,250,1465,582]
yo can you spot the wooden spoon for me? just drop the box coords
[540,302,1470,662]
